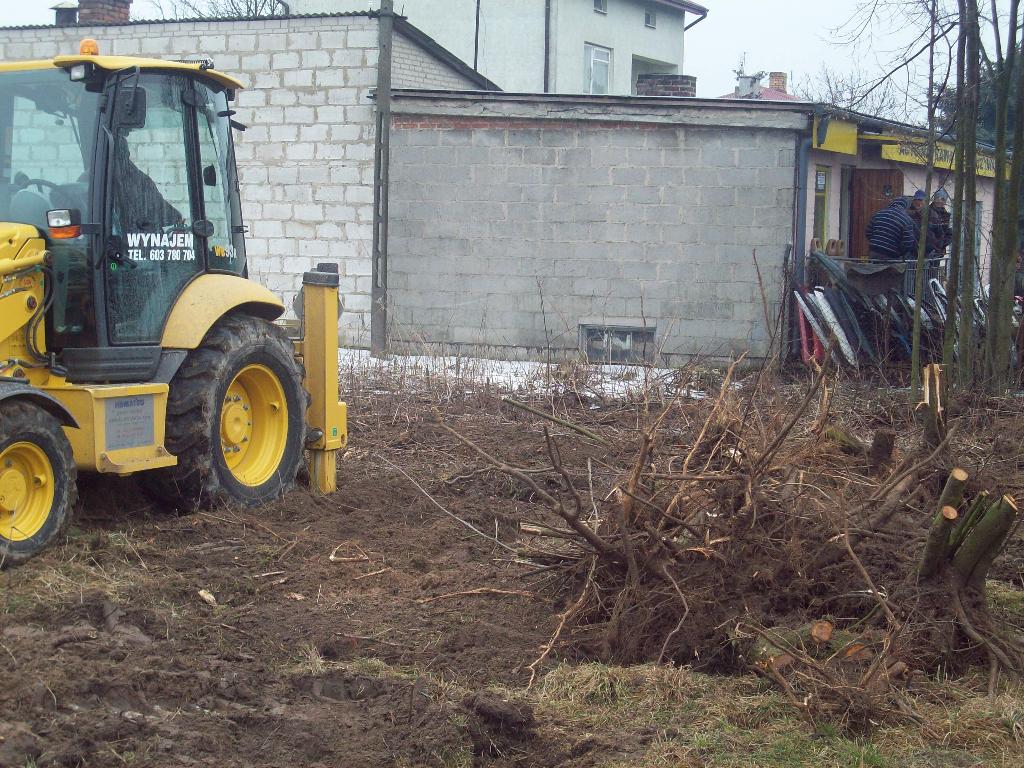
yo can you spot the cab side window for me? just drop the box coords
[195,83,245,274]
[107,74,200,344]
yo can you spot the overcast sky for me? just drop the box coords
[0,0,949,100]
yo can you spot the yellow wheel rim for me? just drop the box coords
[221,364,289,487]
[0,442,56,543]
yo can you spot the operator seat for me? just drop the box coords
[9,187,51,232]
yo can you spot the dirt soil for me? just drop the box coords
[2,362,1024,767]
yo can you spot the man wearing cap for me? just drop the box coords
[910,189,953,277]
[866,197,919,261]
[929,190,953,255]
[913,190,929,237]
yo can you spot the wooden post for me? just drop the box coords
[921,364,947,447]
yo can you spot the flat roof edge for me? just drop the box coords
[0,11,378,32]
[390,88,814,113]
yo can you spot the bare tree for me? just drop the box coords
[796,65,905,119]
[827,0,1022,391]
[980,0,1023,391]
[151,0,286,18]
[910,0,942,402]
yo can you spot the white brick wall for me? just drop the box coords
[0,15,382,346]
[387,95,809,364]
[391,32,480,90]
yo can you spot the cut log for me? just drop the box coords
[937,468,969,511]
[918,466,968,579]
[950,495,1019,589]
[963,496,1019,589]
[921,364,947,448]
[918,506,959,578]
[749,621,836,669]
[948,491,991,554]
[809,620,834,645]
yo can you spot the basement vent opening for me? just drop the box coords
[581,325,655,364]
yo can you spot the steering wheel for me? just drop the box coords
[21,178,59,194]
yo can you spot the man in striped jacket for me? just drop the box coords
[865,197,919,261]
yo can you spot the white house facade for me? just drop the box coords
[292,0,708,94]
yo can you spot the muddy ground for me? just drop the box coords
[2,361,1024,767]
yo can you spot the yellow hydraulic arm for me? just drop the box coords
[299,264,347,493]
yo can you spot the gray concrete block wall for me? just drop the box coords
[0,15,381,345]
[392,32,479,90]
[388,104,803,363]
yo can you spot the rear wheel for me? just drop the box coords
[0,401,76,568]
[153,314,308,510]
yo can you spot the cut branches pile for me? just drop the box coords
[436,363,1022,725]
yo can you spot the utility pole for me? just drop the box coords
[474,0,482,70]
[371,0,394,357]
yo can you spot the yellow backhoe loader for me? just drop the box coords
[0,41,346,566]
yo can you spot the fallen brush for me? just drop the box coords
[437,361,1022,726]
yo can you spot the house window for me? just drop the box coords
[645,9,657,27]
[594,0,608,13]
[584,44,612,95]
[582,325,655,364]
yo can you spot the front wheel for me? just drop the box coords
[152,314,308,510]
[0,400,77,568]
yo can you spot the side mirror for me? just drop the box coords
[202,164,217,187]
[121,87,147,130]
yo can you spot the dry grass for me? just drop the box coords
[534,662,1024,767]
[4,351,1024,767]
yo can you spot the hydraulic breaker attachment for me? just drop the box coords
[300,263,348,494]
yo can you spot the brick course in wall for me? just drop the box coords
[392,32,479,90]
[387,95,809,364]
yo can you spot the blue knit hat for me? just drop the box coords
[913,190,926,201]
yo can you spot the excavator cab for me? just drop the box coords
[0,44,346,566]
[1,55,245,370]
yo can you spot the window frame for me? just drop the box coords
[581,324,656,364]
[645,9,657,28]
[193,81,247,277]
[594,0,608,14]
[584,43,613,95]
[812,165,831,244]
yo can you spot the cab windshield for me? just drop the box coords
[0,67,99,231]
[1,67,100,348]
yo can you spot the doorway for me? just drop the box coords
[849,169,904,260]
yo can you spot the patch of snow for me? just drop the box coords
[338,348,709,401]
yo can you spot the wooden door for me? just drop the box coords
[849,169,904,260]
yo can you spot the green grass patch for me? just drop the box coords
[536,662,1024,767]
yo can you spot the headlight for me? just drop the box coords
[68,64,88,81]
[47,210,73,228]
[47,209,82,240]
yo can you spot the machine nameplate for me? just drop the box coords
[105,395,156,451]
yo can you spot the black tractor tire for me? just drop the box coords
[0,400,77,568]
[151,313,308,511]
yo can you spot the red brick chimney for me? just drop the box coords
[77,0,132,25]
[768,71,788,94]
